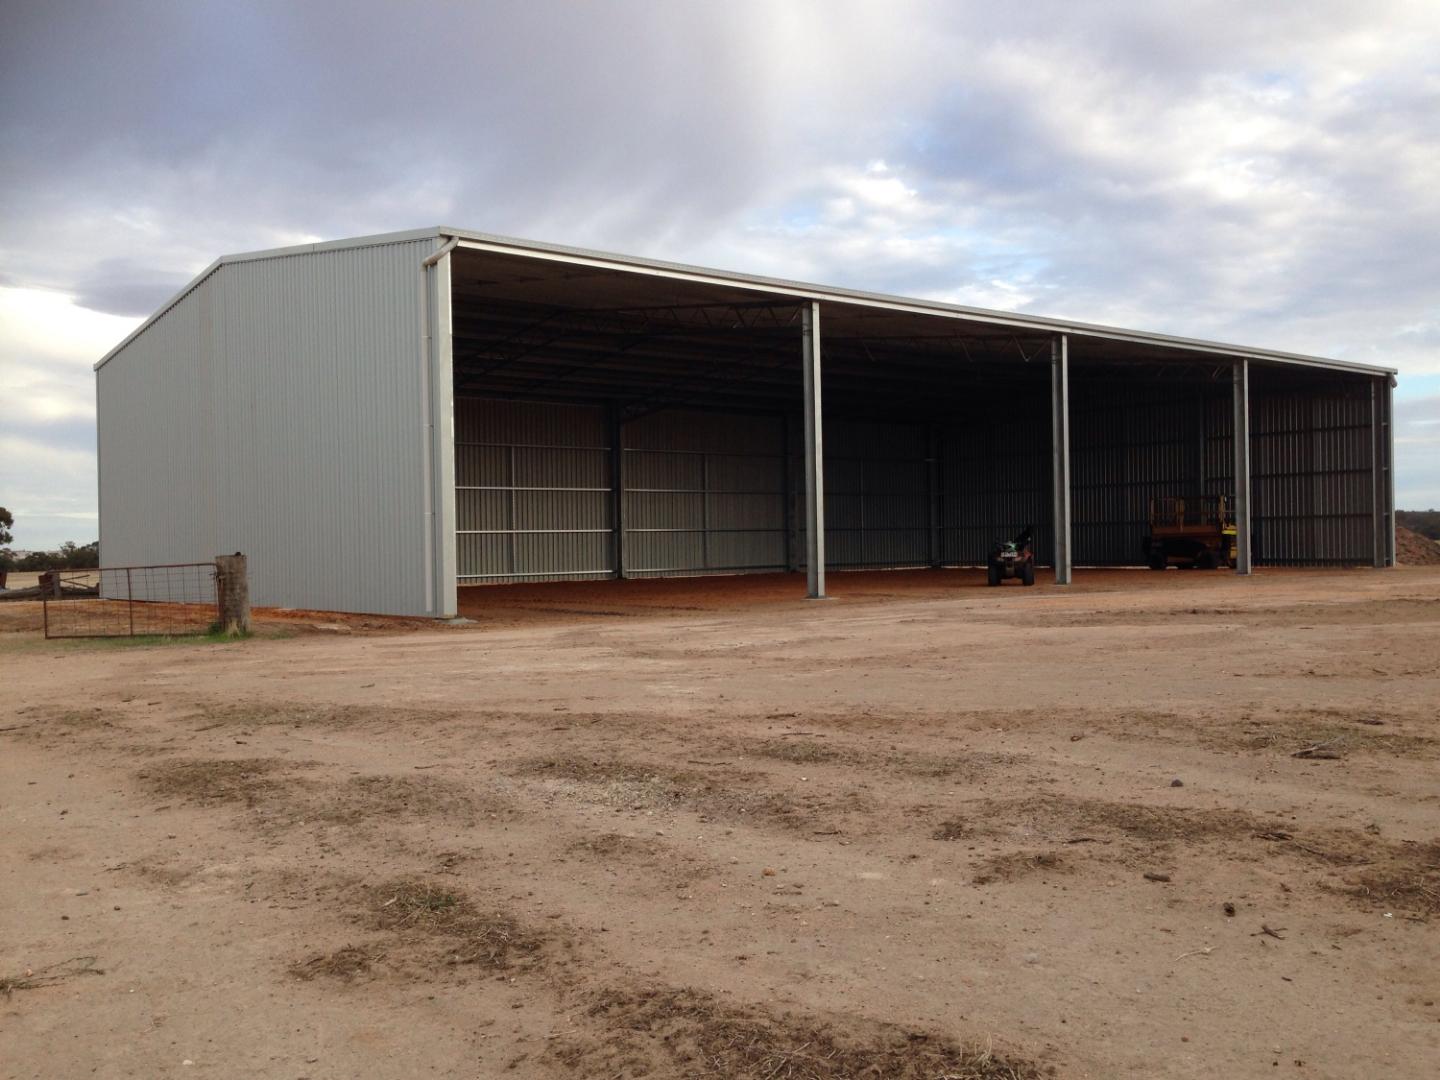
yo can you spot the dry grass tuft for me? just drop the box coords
[364,879,475,932]
[962,794,1267,846]
[1215,709,1437,759]
[754,739,844,765]
[1,956,104,995]
[189,702,457,731]
[749,736,1020,780]
[887,750,1021,779]
[47,708,115,730]
[306,774,484,825]
[973,851,1068,886]
[511,755,850,830]
[289,945,375,982]
[566,832,655,858]
[138,758,294,806]
[1336,839,1440,918]
[548,984,1044,1079]
[932,818,972,841]
[357,879,544,970]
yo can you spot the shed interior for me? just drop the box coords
[447,246,1383,587]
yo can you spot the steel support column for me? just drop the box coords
[423,242,458,617]
[1050,335,1072,585]
[1382,376,1396,567]
[1371,381,1384,567]
[1232,360,1253,575]
[801,301,826,598]
[609,404,627,579]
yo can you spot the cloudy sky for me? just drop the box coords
[2,1,1437,549]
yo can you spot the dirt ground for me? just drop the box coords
[2,566,1438,1079]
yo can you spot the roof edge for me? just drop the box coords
[441,227,1397,377]
[94,227,445,370]
[95,224,1398,378]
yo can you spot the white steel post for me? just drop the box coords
[424,241,458,617]
[1232,360,1253,575]
[802,301,826,599]
[1383,376,1396,567]
[1371,380,1384,568]
[1051,335,1072,585]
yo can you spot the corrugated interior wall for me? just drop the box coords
[625,409,787,577]
[454,398,614,581]
[1250,384,1374,565]
[456,399,957,582]
[1069,387,1209,566]
[98,238,436,614]
[818,419,932,568]
[453,375,1380,585]
[938,400,1053,565]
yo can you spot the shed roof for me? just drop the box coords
[96,226,1396,377]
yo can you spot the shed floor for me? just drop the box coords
[454,564,1379,620]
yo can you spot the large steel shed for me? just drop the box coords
[95,227,1397,617]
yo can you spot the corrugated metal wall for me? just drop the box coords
[98,273,222,580]
[98,238,437,615]
[454,398,614,581]
[454,400,790,582]
[625,409,788,576]
[453,378,1381,583]
[1069,388,1207,566]
[456,400,980,583]
[820,419,932,568]
[1251,386,1374,565]
[938,403,1053,565]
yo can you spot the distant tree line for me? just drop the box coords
[1397,509,1440,541]
[0,507,100,571]
[1,540,101,571]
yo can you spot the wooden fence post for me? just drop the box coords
[214,553,250,635]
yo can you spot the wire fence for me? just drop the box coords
[42,562,219,639]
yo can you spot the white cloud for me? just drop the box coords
[0,288,133,547]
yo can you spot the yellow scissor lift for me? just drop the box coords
[1144,496,1238,570]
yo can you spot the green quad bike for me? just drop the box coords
[987,526,1036,587]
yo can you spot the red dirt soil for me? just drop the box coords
[3,565,1438,1078]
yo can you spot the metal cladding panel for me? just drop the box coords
[213,240,434,612]
[1069,387,1207,566]
[1250,384,1373,565]
[97,274,221,576]
[939,403,1052,565]
[818,418,931,568]
[624,409,787,576]
[454,398,612,582]
[1204,394,1235,500]
[98,238,435,614]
